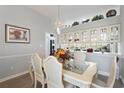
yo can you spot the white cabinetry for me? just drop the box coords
[109,24,120,42]
[59,16,120,53]
[99,26,109,42]
[81,30,90,50]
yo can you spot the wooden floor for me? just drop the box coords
[97,74,124,88]
[0,73,124,88]
[0,73,33,88]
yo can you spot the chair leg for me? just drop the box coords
[94,73,98,78]
[29,65,34,85]
[34,79,37,88]
[42,83,44,88]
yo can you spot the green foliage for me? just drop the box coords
[92,15,104,21]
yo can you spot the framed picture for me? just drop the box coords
[5,24,30,43]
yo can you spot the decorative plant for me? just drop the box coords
[74,38,79,42]
[68,39,72,42]
[72,21,79,26]
[82,19,90,24]
[101,44,110,53]
[74,47,80,51]
[54,48,72,63]
[70,46,75,50]
[92,15,104,21]
[87,48,93,53]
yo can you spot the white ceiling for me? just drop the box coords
[28,5,120,24]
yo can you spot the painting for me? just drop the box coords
[5,24,30,43]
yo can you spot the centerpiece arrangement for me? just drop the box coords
[54,48,73,64]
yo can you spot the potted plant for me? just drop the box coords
[72,21,79,26]
[82,19,90,24]
[92,15,104,21]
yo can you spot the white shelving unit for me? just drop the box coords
[59,16,120,53]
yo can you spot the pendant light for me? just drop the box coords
[55,5,63,35]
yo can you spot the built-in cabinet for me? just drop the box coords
[59,16,120,53]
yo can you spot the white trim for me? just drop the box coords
[0,71,29,83]
[98,71,109,76]
[0,53,33,59]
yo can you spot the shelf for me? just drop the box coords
[61,15,120,32]
[59,16,120,54]
[71,51,122,56]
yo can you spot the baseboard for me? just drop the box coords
[0,71,29,83]
[98,71,109,76]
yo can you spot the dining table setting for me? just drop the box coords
[53,48,97,87]
[29,48,97,88]
[29,49,97,88]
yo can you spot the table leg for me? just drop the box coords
[29,64,34,85]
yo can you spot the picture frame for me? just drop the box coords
[5,24,30,43]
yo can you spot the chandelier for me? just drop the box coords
[55,6,64,34]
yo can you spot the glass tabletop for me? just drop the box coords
[63,60,89,74]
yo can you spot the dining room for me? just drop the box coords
[0,5,124,88]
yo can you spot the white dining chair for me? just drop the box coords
[74,51,86,64]
[91,56,117,88]
[43,56,74,88]
[43,56,64,88]
[31,53,45,88]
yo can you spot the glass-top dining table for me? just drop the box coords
[62,61,97,88]
[29,60,97,88]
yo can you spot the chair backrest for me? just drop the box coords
[36,51,46,60]
[106,56,117,87]
[43,56,64,88]
[31,53,43,79]
[74,51,86,64]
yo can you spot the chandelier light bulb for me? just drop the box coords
[57,27,60,35]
